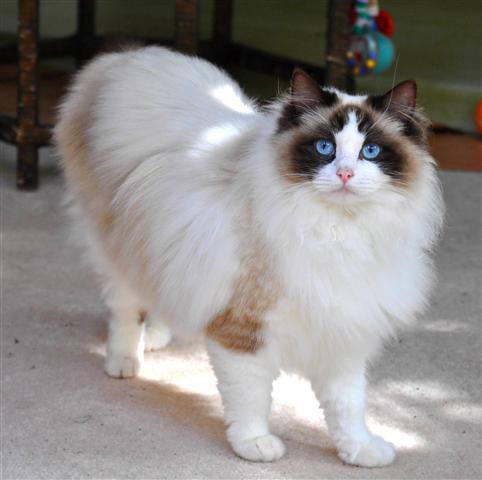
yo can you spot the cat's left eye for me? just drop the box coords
[362,143,381,159]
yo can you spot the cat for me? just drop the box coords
[55,46,443,467]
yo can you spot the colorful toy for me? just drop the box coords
[347,0,396,76]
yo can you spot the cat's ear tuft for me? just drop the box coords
[290,68,338,108]
[391,80,417,109]
[370,80,418,112]
[291,69,321,104]
[369,80,429,143]
[278,69,338,132]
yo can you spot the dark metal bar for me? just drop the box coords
[325,0,353,91]
[17,0,40,190]
[175,0,200,54]
[0,113,52,146]
[0,114,18,144]
[212,0,233,62]
[77,0,96,66]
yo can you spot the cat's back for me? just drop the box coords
[56,46,258,181]
[89,45,256,139]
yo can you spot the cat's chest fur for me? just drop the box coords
[261,203,429,374]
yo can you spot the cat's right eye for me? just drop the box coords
[315,139,335,156]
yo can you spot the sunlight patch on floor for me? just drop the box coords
[443,403,482,421]
[369,422,425,449]
[421,319,469,333]
[88,342,106,357]
[384,379,461,401]
[89,341,431,450]
[140,348,219,397]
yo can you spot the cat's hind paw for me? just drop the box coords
[231,434,286,462]
[338,434,395,468]
[105,354,141,379]
[144,325,172,352]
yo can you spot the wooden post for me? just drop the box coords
[175,0,199,54]
[17,0,40,190]
[325,0,352,91]
[77,0,96,66]
[213,0,233,62]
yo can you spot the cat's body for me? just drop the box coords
[55,46,443,466]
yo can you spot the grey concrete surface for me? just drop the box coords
[2,143,481,479]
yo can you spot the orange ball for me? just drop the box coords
[476,100,482,134]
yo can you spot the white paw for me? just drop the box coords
[105,354,141,378]
[144,325,172,352]
[231,434,286,462]
[338,435,395,468]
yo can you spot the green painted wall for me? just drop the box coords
[1,0,480,132]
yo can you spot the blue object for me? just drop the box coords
[373,31,395,74]
[315,139,335,156]
[362,143,381,159]
[347,31,395,76]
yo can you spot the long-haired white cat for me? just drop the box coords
[55,46,443,467]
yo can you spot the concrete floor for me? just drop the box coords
[2,143,481,479]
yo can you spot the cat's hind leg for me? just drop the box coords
[207,340,285,462]
[104,282,145,378]
[144,314,172,352]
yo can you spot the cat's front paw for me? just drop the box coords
[144,325,172,352]
[105,354,141,378]
[338,435,395,468]
[230,434,286,462]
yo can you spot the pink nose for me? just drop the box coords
[337,169,354,184]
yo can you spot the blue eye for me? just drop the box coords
[315,139,335,156]
[362,143,381,159]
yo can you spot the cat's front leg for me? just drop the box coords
[313,366,395,468]
[207,340,285,462]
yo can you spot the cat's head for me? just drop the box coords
[273,69,432,206]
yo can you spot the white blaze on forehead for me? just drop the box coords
[334,111,365,170]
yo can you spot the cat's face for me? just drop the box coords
[275,70,430,206]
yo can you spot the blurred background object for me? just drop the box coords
[0,0,480,189]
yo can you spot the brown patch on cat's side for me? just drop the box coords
[207,308,263,353]
[206,242,279,354]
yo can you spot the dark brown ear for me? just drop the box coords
[290,68,337,108]
[370,80,417,112]
[369,80,429,143]
[278,69,338,132]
